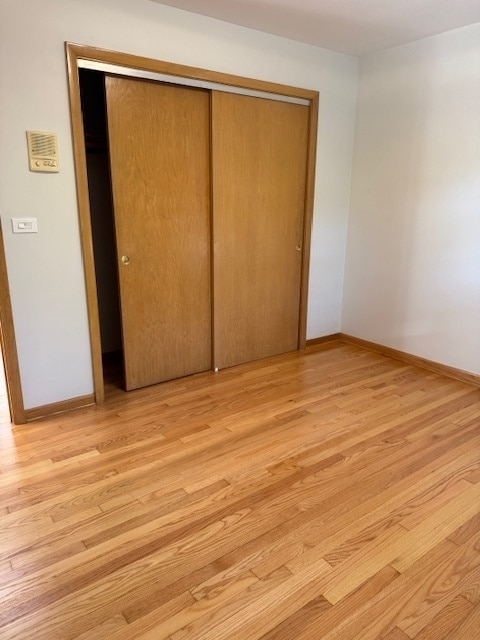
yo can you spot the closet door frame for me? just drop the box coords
[66,42,319,404]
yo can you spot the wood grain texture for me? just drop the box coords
[106,77,212,389]
[212,91,309,369]
[413,595,474,640]
[0,342,480,639]
[443,604,480,639]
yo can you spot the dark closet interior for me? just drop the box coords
[79,69,124,389]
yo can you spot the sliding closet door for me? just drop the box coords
[212,92,309,369]
[105,76,212,390]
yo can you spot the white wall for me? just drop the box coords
[343,23,480,374]
[0,0,357,409]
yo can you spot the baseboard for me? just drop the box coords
[306,333,342,347]
[20,335,480,421]
[340,334,480,387]
[25,394,96,422]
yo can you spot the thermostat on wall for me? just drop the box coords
[26,130,59,173]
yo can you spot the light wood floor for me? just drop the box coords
[1,342,480,639]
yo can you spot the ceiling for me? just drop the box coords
[150,0,480,56]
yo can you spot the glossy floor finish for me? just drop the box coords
[1,342,480,639]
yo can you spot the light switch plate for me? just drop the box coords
[12,218,38,234]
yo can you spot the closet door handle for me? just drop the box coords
[295,244,302,253]
[121,255,131,265]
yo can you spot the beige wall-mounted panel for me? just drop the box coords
[26,130,59,172]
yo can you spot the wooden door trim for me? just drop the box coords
[66,45,105,403]
[0,224,26,424]
[65,43,318,401]
[298,93,319,349]
[67,43,318,101]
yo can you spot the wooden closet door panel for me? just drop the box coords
[105,76,211,390]
[212,92,309,369]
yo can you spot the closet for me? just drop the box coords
[70,45,316,397]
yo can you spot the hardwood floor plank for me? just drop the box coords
[443,603,480,639]
[316,539,459,639]
[413,595,474,640]
[289,565,400,640]
[448,513,480,546]
[170,559,333,640]
[257,595,332,639]
[135,570,260,639]
[390,482,480,573]
[319,481,480,606]
[121,567,292,640]
[0,343,479,639]
[389,524,480,638]
[0,448,345,627]
[74,614,129,640]
[285,430,480,577]
[320,526,480,640]
[382,629,410,640]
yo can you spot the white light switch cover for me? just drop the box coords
[12,218,38,233]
